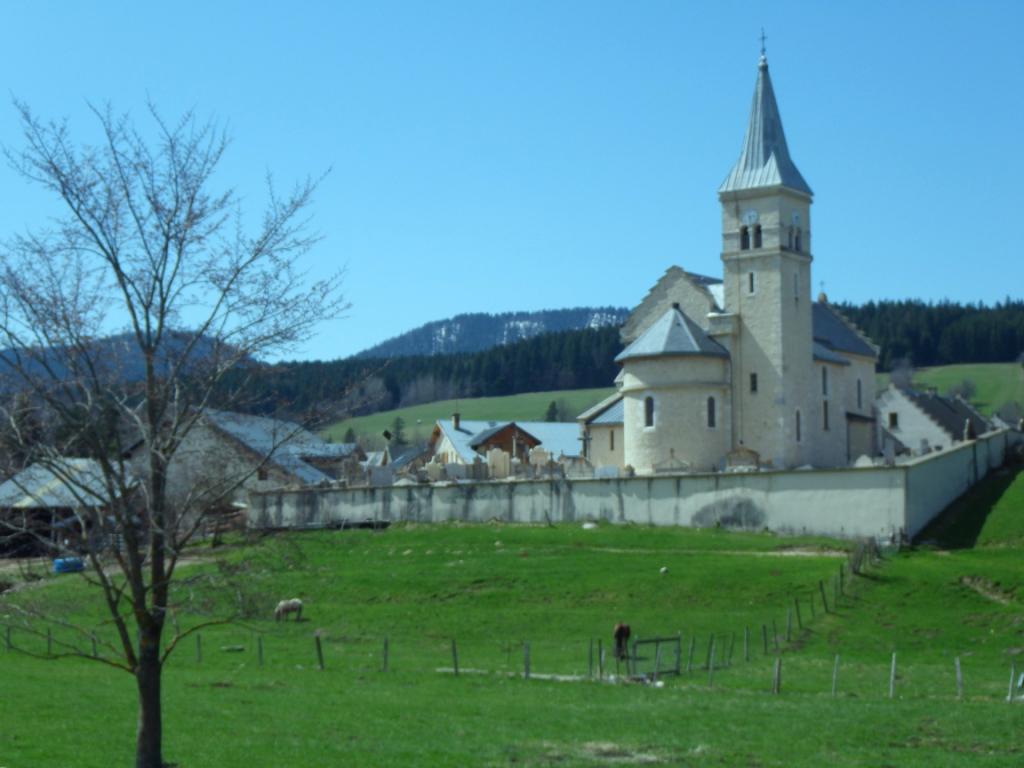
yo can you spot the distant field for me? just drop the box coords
[322,387,614,446]
[3,470,1024,766]
[877,362,1023,415]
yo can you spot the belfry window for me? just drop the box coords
[795,410,802,442]
[707,397,716,428]
[739,226,750,250]
[753,224,763,248]
[644,396,655,428]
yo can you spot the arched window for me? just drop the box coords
[753,224,763,248]
[644,396,655,428]
[739,226,750,250]
[707,396,716,428]
[795,228,803,252]
[823,400,830,431]
[748,271,756,294]
[857,379,863,409]
[822,367,828,396]
[795,410,802,442]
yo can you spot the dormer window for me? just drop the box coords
[753,224,762,248]
[740,226,750,250]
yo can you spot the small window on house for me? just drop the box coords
[740,226,750,250]
[753,224,763,248]
[823,400,830,431]
[822,367,828,396]
[609,430,615,451]
[257,467,269,481]
[644,396,655,428]
[750,372,758,393]
[795,410,802,442]
[795,228,803,252]
[857,379,863,409]
[707,396,716,428]
[748,272,756,294]
[888,412,898,429]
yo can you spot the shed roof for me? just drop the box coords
[0,459,115,509]
[434,419,581,462]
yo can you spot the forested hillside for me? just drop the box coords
[838,299,1024,371]
[220,326,623,423]
[354,307,628,358]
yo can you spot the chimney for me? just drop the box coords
[452,412,461,430]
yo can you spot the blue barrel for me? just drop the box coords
[53,557,85,574]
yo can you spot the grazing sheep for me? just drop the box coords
[274,598,303,622]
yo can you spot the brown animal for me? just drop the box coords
[613,622,631,660]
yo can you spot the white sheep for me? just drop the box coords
[274,598,303,622]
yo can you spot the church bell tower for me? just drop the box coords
[718,49,816,468]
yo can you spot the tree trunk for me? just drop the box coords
[135,630,163,768]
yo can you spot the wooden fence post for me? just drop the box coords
[707,636,716,687]
[955,656,962,700]
[1010,663,1017,704]
[686,635,695,673]
[315,632,325,671]
[888,652,897,699]
[786,608,793,642]
[704,633,714,670]
[382,636,389,673]
[819,580,829,614]
[451,638,459,676]
[598,639,604,679]
[523,642,530,680]
[653,642,662,684]
[772,620,779,651]
[833,576,840,610]
[831,654,840,697]
[761,624,768,655]
[91,634,98,658]
[743,626,750,662]
[674,632,682,675]
[794,598,803,630]
[771,656,782,694]
[588,638,594,679]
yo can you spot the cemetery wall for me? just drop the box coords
[248,429,1022,542]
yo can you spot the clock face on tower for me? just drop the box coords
[742,209,759,225]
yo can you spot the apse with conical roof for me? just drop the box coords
[719,53,812,197]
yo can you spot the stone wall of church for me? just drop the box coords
[619,356,731,472]
[586,423,623,468]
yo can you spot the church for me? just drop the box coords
[579,51,879,473]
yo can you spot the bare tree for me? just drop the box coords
[0,102,345,768]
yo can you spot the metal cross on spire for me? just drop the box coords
[759,28,767,56]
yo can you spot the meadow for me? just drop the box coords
[1,468,1022,766]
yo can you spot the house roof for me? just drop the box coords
[203,409,344,485]
[435,419,581,462]
[0,459,115,509]
[812,302,878,359]
[577,392,625,425]
[813,341,850,366]
[615,306,729,363]
[719,54,812,196]
[901,388,991,440]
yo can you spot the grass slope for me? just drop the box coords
[3,468,1024,767]
[877,362,1023,415]
[322,387,614,445]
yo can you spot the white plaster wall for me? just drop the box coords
[619,356,730,472]
[587,423,623,468]
[876,385,951,453]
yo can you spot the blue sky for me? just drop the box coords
[1,1,1021,361]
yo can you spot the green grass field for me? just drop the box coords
[2,467,1023,766]
[323,387,614,446]
[876,362,1023,415]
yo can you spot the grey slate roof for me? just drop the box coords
[204,409,343,485]
[615,306,729,363]
[812,303,878,359]
[902,388,991,440]
[813,342,850,366]
[0,459,114,509]
[719,55,812,196]
[590,397,624,425]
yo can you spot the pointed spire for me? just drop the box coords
[719,51,812,196]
